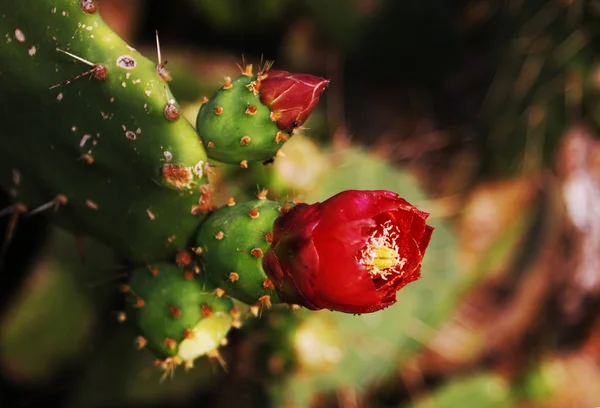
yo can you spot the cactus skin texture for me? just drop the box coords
[0,0,210,263]
[124,263,237,372]
[196,72,283,166]
[195,197,282,310]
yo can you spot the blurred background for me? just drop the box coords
[2,0,600,406]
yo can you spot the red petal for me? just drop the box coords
[259,70,329,130]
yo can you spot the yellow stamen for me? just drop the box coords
[371,246,398,271]
[358,220,406,280]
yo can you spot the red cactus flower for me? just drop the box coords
[263,190,434,314]
[258,70,329,131]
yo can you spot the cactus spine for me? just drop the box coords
[0,0,210,263]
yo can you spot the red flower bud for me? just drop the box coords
[263,190,434,314]
[258,70,329,131]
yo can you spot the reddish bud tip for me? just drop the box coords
[258,70,329,131]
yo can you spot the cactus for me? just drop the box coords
[195,197,283,309]
[196,66,329,166]
[0,0,210,263]
[123,263,237,374]
[196,72,282,166]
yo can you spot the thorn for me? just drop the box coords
[136,336,148,349]
[265,231,273,243]
[228,272,239,282]
[56,48,95,66]
[207,349,227,372]
[258,60,274,77]
[258,295,272,308]
[134,296,145,308]
[227,197,236,206]
[201,304,213,317]
[229,306,241,319]
[27,194,68,216]
[215,288,225,298]
[201,96,209,104]
[175,249,192,266]
[249,305,260,317]
[119,284,131,293]
[51,49,107,89]
[239,63,253,77]
[248,207,259,219]
[193,246,203,255]
[240,135,251,146]
[164,101,180,120]
[155,30,163,65]
[231,319,243,329]
[257,189,268,200]
[184,328,195,339]
[0,203,26,219]
[245,105,257,115]
[157,356,181,382]
[184,360,194,371]
[220,337,228,347]
[85,199,99,210]
[214,231,224,240]
[223,76,232,90]
[262,279,274,290]
[250,248,263,258]
[240,160,248,169]
[80,153,94,164]
[184,270,194,280]
[150,266,160,276]
[214,106,224,115]
[275,131,289,144]
[164,338,177,350]
[168,305,182,318]
[289,304,301,312]
[207,141,215,149]
[275,149,286,158]
[116,311,127,323]
[80,0,97,14]
[270,111,282,122]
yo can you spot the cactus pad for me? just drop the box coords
[196,73,284,166]
[0,0,210,263]
[195,198,282,308]
[124,263,237,370]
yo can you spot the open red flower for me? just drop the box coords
[263,190,434,314]
[258,70,329,131]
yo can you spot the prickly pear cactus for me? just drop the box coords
[196,65,329,166]
[196,71,284,166]
[0,0,210,263]
[123,263,238,373]
[195,196,283,309]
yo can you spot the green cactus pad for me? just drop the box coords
[196,74,287,165]
[196,198,282,307]
[125,263,235,365]
[0,0,210,263]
